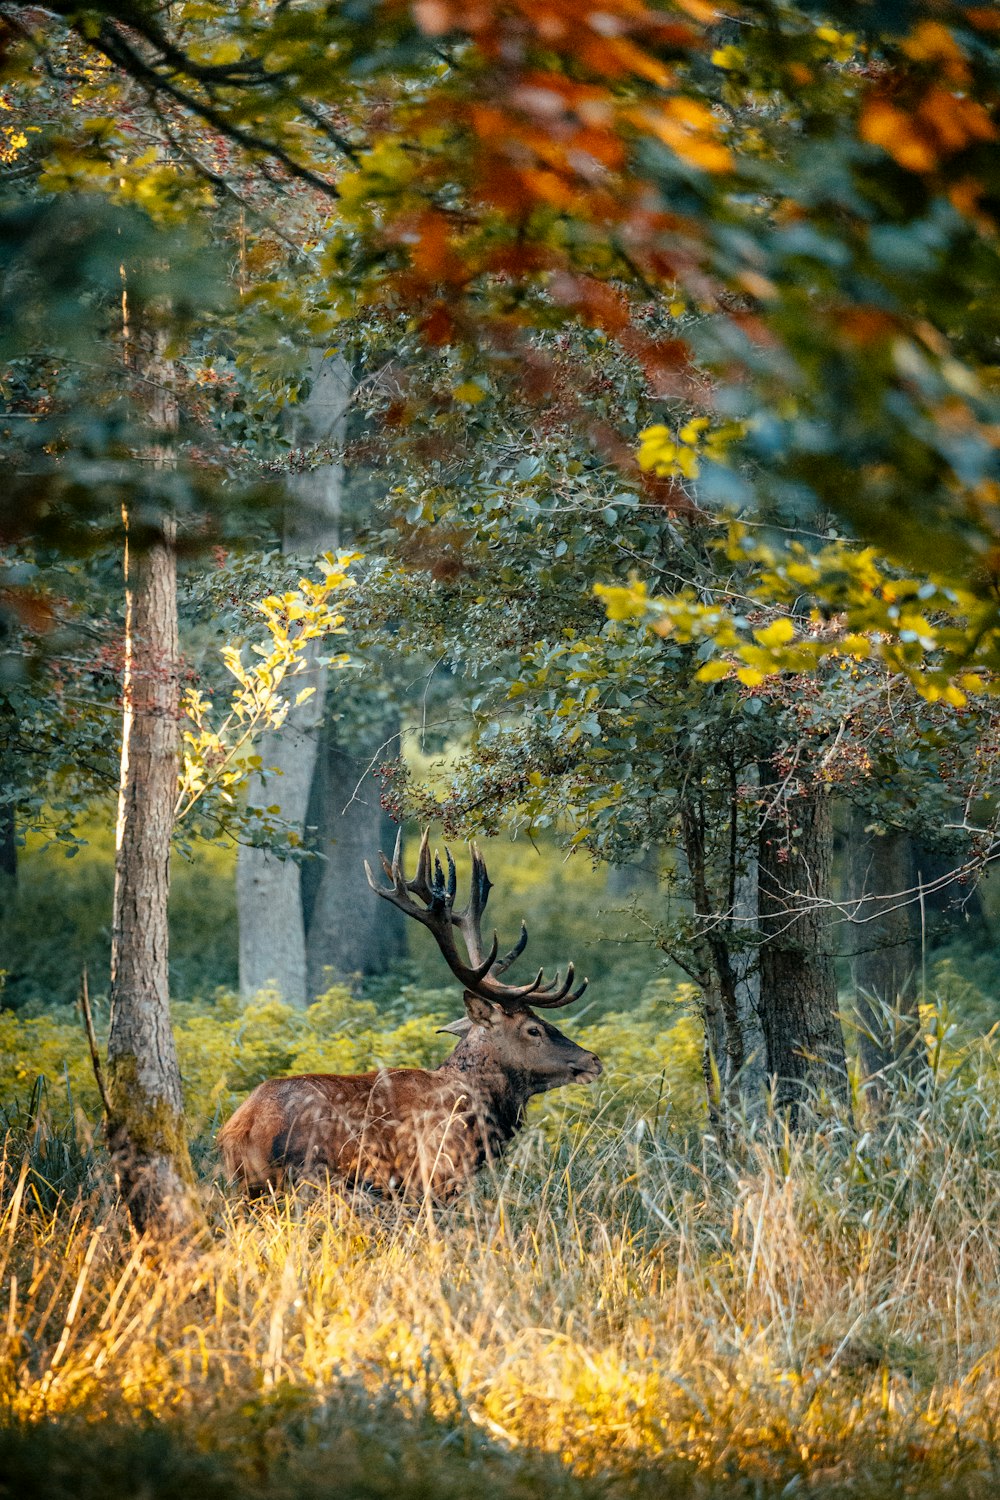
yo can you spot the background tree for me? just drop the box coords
[236,351,351,1006]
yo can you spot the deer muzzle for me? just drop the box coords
[569,1051,603,1084]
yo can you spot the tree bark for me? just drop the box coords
[0,799,14,883]
[237,351,350,1005]
[679,791,766,1125]
[730,798,767,1111]
[301,714,407,995]
[757,777,847,1122]
[848,812,921,1096]
[236,637,327,1005]
[0,698,16,884]
[107,505,194,1233]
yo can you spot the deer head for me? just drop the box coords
[365,830,601,1096]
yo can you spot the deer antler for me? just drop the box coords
[365,829,588,1010]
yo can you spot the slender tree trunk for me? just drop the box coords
[0,800,14,883]
[107,504,194,1232]
[301,715,407,995]
[237,352,350,1005]
[848,812,921,1097]
[679,791,766,1125]
[757,776,847,1122]
[106,328,194,1234]
[0,700,16,884]
[730,786,767,1112]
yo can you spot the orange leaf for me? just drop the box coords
[859,99,937,172]
[917,87,996,153]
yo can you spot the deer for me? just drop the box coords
[218,830,602,1202]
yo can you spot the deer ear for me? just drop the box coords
[436,1016,472,1037]
[463,992,500,1027]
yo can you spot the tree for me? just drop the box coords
[301,708,407,995]
[235,351,407,1002]
[236,351,351,1006]
[7,2,1000,623]
[847,812,921,1104]
[106,345,193,1229]
[757,779,846,1120]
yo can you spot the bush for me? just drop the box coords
[0,976,705,1142]
[0,818,240,1012]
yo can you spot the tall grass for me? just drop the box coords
[4,1054,1000,1497]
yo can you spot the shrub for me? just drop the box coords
[0,977,705,1142]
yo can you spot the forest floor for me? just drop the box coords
[3,1048,1000,1500]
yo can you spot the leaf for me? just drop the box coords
[753,618,796,649]
[453,381,486,404]
[694,659,731,682]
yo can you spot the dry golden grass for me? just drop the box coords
[3,1066,1000,1498]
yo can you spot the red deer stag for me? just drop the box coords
[218,831,601,1200]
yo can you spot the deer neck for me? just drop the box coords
[440,1035,529,1140]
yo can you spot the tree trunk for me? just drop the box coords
[237,352,350,1005]
[912,841,988,938]
[236,637,327,1005]
[848,812,921,1096]
[730,803,767,1111]
[0,699,16,884]
[757,777,847,1122]
[679,791,766,1125]
[107,505,194,1233]
[301,714,407,995]
[0,799,14,883]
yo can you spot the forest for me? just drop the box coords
[3,1,1000,1495]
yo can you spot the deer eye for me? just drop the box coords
[525,1025,542,1038]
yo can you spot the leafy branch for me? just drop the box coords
[174,551,359,825]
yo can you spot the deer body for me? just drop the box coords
[219,1066,502,1201]
[219,833,601,1202]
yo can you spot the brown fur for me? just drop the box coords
[218,1005,601,1202]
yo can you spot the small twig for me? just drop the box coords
[79,968,111,1123]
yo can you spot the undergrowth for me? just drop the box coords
[0,977,702,1140]
[3,1013,1000,1497]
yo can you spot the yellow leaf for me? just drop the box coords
[453,381,485,404]
[594,581,649,621]
[678,417,710,444]
[675,446,700,479]
[695,659,731,682]
[736,666,766,687]
[210,39,243,65]
[711,46,743,69]
[754,618,796,649]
